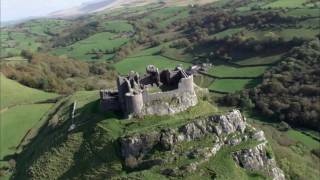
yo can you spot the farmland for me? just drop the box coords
[0,0,319,179]
[207,65,269,78]
[208,79,260,93]
[52,32,129,60]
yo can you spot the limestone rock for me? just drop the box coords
[160,128,177,150]
[252,130,266,142]
[120,132,160,160]
[233,143,285,180]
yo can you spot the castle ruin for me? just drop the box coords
[100,65,198,118]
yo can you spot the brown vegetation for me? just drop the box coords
[1,53,117,94]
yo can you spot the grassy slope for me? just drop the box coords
[0,74,57,109]
[13,90,266,179]
[53,32,129,61]
[1,104,53,158]
[103,20,134,32]
[247,115,320,180]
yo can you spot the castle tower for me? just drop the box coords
[125,92,144,118]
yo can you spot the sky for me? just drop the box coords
[1,0,96,22]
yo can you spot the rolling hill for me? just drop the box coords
[0,0,320,179]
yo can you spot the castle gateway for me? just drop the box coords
[100,65,198,118]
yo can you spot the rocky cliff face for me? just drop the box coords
[119,110,285,179]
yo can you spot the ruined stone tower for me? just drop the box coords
[100,65,198,118]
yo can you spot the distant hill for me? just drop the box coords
[49,0,215,18]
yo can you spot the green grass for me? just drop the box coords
[0,32,41,57]
[194,75,215,88]
[287,130,320,150]
[247,115,320,180]
[235,54,283,66]
[209,79,260,93]
[210,27,245,39]
[0,74,58,109]
[203,141,264,180]
[0,104,53,158]
[263,0,308,8]
[286,8,320,17]
[114,55,191,74]
[103,20,134,32]
[208,65,269,78]
[22,19,71,36]
[244,28,319,41]
[53,32,129,60]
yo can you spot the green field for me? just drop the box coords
[22,19,71,36]
[244,28,319,41]
[235,53,283,66]
[0,104,53,158]
[210,27,245,39]
[0,74,58,109]
[263,0,308,8]
[53,32,129,60]
[103,20,134,32]
[286,8,320,17]
[287,130,320,150]
[114,55,191,74]
[0,32,41,58]
[208,65,268,77]
[209,79,260,93]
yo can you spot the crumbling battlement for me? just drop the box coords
[100,65,198,118]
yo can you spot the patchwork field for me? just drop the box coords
[0,31,41,58]
[52,32,129,60]
[103,20,134,32]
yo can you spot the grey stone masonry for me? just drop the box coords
[100,65,198,118]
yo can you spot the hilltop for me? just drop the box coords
[0,0,320,179]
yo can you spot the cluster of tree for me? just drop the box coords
[182,10,300,42]
[219,38,320,131]
[52,21,100,48]
[202,35,307,61]
[169,38,192,49]
[1,53,117,94]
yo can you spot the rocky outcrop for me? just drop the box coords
[119,109,285,179]
[120,110,246,163]
[233,143,285,180]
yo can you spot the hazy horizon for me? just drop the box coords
[1,0,98,22]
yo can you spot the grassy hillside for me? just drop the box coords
[0,74,59,179]
[53,32,129,61]
[1,0,320,179]
[0,74,58,109]
[1,104,53,159]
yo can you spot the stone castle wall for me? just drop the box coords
[127,75,197,117]
[100,66,199,119]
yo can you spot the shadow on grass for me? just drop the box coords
[11,99,124,179]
